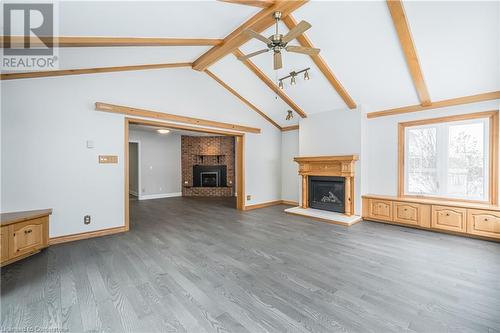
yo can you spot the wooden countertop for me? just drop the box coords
[0,209,52,226]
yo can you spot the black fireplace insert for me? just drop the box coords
[308,176,345,213]
[193,165,227,187]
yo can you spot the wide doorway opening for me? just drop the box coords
[124,118,245,230]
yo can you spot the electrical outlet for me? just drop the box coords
[84,215,91,224]
[246,195,251,201]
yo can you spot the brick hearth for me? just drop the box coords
[181,136,235,197]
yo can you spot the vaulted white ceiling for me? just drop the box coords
[11,1,500,127]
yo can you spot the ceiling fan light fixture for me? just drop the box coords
[239,12,318,71]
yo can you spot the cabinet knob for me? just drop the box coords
[24,229,32,234]
[446,213,450,216]
[484,218,489,222]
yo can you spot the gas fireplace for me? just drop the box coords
[308,176,345,213]
[193,165,227,187]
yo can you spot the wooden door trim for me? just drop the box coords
[97,102,260,134]
[124,118,246,230]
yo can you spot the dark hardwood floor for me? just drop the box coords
[2,197,500,332]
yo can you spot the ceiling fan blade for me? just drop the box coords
[273,51,282,70]
[286,45,320,55]
[282,20,312,43]
[237,49,269,61]
[244,29,272,45]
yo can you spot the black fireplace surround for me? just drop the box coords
[308,176,345,213]
[193,165,227,187]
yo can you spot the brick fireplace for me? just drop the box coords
[181,136,235,197]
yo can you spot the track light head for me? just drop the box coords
[304,70,310,80]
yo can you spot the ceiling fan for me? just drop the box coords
[237,11,320,70]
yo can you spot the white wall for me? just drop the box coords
[364,100,500,198]
[281,130,300,203]
[1,68,282,238]
[298,107,363,215]
[128,129,181,199]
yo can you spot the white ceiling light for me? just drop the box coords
[157,129,170,134]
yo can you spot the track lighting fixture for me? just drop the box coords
[278,67,311,89]
[286,110,294,120]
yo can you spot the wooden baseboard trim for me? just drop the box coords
[281,200,299,206]
[49,226,127,245]
[244,200,300,211]
[244,200,283,211]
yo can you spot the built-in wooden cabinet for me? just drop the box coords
[368,199,393,220]
[362,195,500,242]
[431,205,467,233]
[393,202,430,227]
[9,217,47,258]
[0,209,51,266]
[467,209,500,239]
[0,227,9,262]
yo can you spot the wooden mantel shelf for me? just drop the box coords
[294,155,359,162]
[294,155,358,216]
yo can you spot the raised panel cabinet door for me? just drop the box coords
[9,217,47,258]
[431,205,467,233]
[0,226,9,262]
[393,202,419,226]
[369,199,392,220]
[467,209,500,239]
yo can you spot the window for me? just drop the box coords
[399,111,498,203]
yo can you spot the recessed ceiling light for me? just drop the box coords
[157,129,170,134]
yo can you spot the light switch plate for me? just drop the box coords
[86,140,95,149]
[99,155,118,164]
